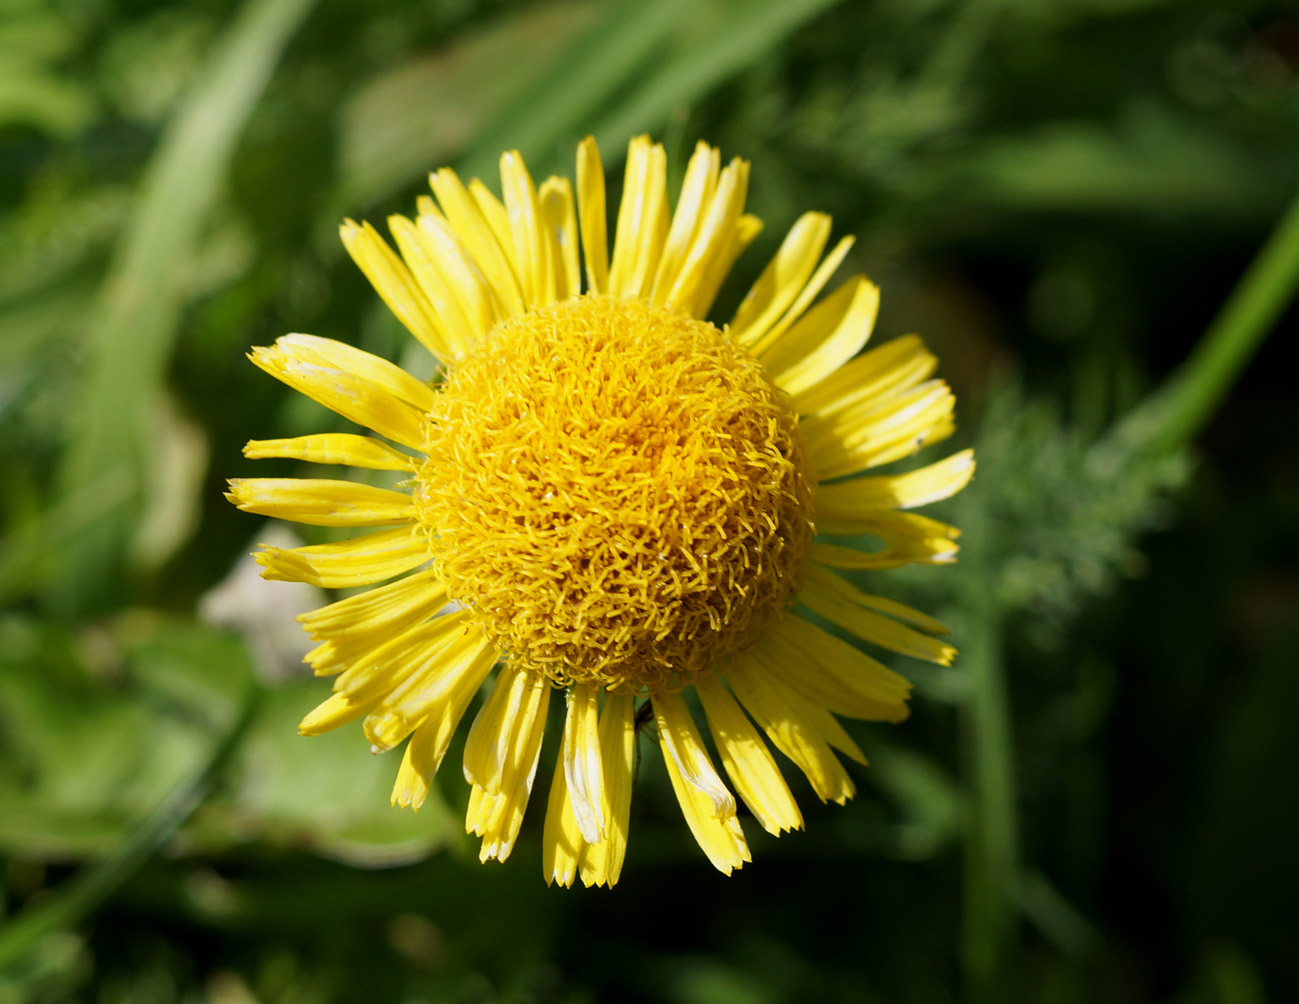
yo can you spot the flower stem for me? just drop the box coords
[959,484,1019,1004]
[1110,190,1299,457]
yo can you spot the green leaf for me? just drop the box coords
[0,610,455,869]
[0,617,214,859]
[336,1,601,205]
[190,680,458,868]
[50,0,319,612]
[585,0,845,158]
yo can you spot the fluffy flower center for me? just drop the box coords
[414,294,815,693]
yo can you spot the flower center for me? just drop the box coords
[415,294,815,693]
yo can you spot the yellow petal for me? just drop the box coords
[651,689,735,819]
[662,158,751,315]
[469,177,521,282]
[542,749,582,888]
[812,511,962,563]
[576,693,634,888]
[247,335,432,449]
[364,628,496,753]
[297,568,447,644]
[277,334,436,411]
[253,525,429,588]
[225,478,414,527]
[747,646,872,765]
[807,561,951,630]
[781,683,869,766]
[759,277,879,396]
[763,615,912,722]
[243,433,414,470]
[539,176,580,301]
[695,673,803,836]
[724,653,856,804]
[741,234,854,358]
[499,151,549,306]
[650,140,720,303]
[462,664,552,798]
[575,136,608,294]
[387,214,476,361]
[465,783,492,833]
[748,652,870,765]
[414,208,501,336]
[298,689,377,736]
[608,136,669,299]
[731,212,832,349]
[689,211,762,319]
[392,735,433,811]
[790,333,938,417]
[391,639,500,810]
[803,379,955,480]
[466,782,531,863]
[339,220,455,361]
[816,449,976,518]
[329,610,470,699]
[429,167,525,317]
[799,570,954,664]
[806,541,915,571]
[654,692,750,875]
[304,616,446,686]
[691,211,758,316]
[561,683,605,844]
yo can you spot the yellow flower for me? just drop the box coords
[227,136,973,886]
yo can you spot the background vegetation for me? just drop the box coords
[2,0,1297,1001]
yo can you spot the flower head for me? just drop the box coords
[228,136,974,886]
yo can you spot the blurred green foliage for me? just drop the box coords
[2,0,1297,1001]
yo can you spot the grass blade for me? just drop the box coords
[49,0,318,612]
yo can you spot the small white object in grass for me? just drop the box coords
[199,525,324,682]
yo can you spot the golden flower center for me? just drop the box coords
[415,294,815,693]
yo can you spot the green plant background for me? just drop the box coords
[1,0,1297,1001]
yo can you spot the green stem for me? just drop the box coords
[0,686,264,973]
[1110,190,1299,457]
[960,490,1019,1004]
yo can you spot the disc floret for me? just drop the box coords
[414,294,816,692]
